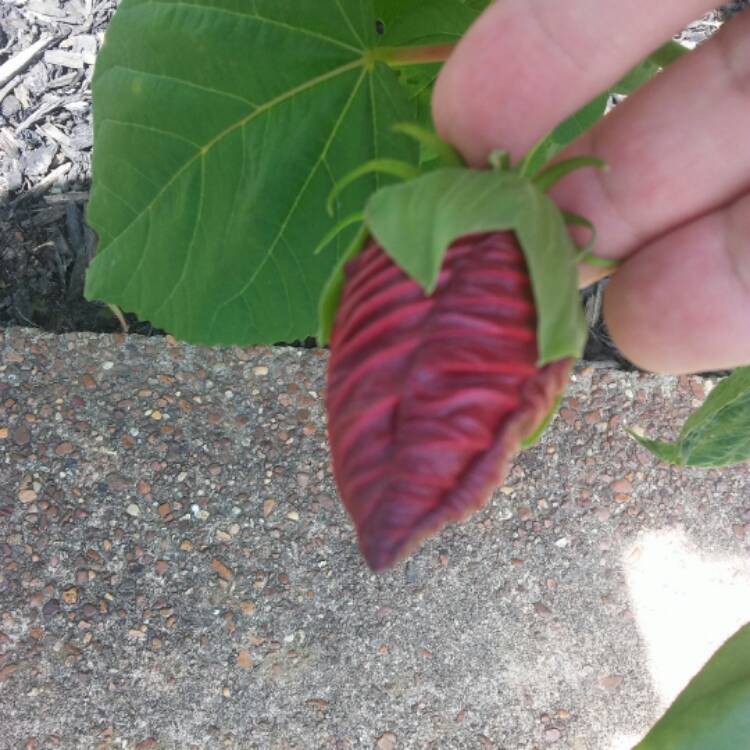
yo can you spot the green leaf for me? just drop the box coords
[650,39,690,68]
[521,394,563,450]
[521,38,690,175]
[681,367,750,439]
[627,367,750,468]
[634,623,750,750]
[376,0,478,46]
[327,159,420,215]
[313,212,365,256]
[562,211,597,257]
[317,224,369,346]
[614,59,660,96]
[614,40,688,95]
[365,168,587,364]
[86,0,482,346]
[532,156,607,192]
[625,429,685,467]
[393,122,464,167]
[521,93,609,176]
[460,0,492,11]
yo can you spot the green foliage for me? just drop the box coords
[634,623,750,750]
[85,0,482,345]
[521,94,609,176]
[523,40,688,175]
[317,224,369,345]
[376,0,477,45]
[364,168,587,364]
[85,0,687,346]
[628,367,750,467]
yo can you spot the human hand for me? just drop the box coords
[433,0,750,374]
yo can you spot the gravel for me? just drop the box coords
[2,328,749,749]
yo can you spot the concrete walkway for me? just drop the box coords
[1,327,749,750]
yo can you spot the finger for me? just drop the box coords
[555,12,750,286]
[433,0,715,165]
[603,191,750,374]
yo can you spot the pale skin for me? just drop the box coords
[432,0,750,374]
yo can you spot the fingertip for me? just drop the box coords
[432,49,491,167]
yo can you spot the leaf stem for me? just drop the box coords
[373,44,455,67]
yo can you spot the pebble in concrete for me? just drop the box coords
[1,328,749,749]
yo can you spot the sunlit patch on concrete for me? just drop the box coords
[623,527,750,705]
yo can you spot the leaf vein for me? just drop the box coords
[97,65,258,108]
[334,0,364,47]
[207,67,368,333]
[143,0,363,53]
[98,116,204,149]
[150,155,206,322]
[95,60,363,257]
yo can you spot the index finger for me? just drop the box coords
[432,0,717,166]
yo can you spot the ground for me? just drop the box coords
[1,4,749,750]
[2,329,750,750]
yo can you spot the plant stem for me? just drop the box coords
[373,44,455,67]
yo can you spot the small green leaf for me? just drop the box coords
[317,224,369,346]
[634,623,750,750]
[625,429,685,467]
[521,394,564,450]
[614,40,688,96]
[577,253,620,269]
[650,39,689,68]
[313,213,365,256]
[520,93,609,176]
[393,122,464,167]
[327,159,420,215]
[681,366,750,439]
[627,367,750,468]
[365,168,587,364]
[520,39,689,179]
[614,59,660,96]
[532,156,607,193]
[562,211,597,256]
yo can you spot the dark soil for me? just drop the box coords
[0,2,746,352]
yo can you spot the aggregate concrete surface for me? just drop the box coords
[2,327,750,750]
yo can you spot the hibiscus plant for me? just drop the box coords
[84,2,750,746]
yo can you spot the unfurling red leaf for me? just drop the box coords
[326,233,571,571]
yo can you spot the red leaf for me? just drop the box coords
[327,233,571,570]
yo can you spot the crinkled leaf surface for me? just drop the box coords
[85,0,481,345]
[634,623,750,750]
[365,168,587,365]
[327,234,571,570]
[630,367,750,467]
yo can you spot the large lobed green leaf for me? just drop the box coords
[85,0,482,345]
[629,366,750,468]
[364,168,587,365]
[634,623,750,750]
